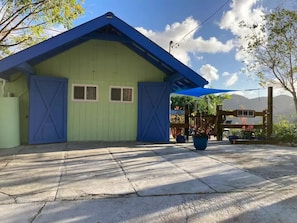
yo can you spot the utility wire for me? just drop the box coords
[170,0,232,51]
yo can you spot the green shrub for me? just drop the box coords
[273,116,297,143]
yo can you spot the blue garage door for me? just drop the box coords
[29,76,68,144]
[137,82,171,142]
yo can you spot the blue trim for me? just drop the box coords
[137,82,171,142]
[29,76,68,144]
[0,12,208,89]
[0,17,109,73]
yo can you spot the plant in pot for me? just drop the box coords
[192,118,211,150]
[190,98,212,150]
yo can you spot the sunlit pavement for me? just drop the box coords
[1,141,297,223]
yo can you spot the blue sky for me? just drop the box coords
[72,0,292,98]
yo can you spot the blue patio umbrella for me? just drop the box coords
[174,87,236,97]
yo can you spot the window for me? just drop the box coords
[110,86,133,102]
[73,84,98,101]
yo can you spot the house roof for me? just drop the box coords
[0,12,208,91]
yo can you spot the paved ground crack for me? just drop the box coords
[30,202,47,223]
[151,149,218,193]
[180,198,198,223]
[0,191,17,203]
[53,151,67,201]
[108,149,139,197]
[0,159,12,169]
[0,147,24,170]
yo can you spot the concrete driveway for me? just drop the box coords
[1,141,297,222]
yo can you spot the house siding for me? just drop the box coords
[7,40,166,143]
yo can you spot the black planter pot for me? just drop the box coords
[193,136,208,150]
[228,135,239,143]
[176,135,186,143]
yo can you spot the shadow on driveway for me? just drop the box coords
[1,141,297,222]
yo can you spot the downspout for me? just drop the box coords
[0,78,6,97]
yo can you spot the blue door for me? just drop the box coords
[137,82,171,142]
[29,76,68,144]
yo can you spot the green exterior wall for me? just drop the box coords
[6,40,166,143]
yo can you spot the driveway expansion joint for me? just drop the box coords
[151,149,218,193]
[108,149,141,197]
[30,201,46,223]
[0,191,17,204]
[53,151,67,201]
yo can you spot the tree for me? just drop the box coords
[199,94,231,115]
[239,8,297,113]
[170,94,230,114]
[0,0,84,58]
[170,96,195,111]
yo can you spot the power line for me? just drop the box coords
[169,0,232,52]
[180,0,231,43]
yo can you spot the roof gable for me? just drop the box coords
[0,12,208,91]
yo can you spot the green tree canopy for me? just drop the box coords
[170,96,195,111]
[0,0,84,58]
[171,94,230,115]
[239,7,297,113]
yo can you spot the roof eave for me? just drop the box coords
[0,12,208,90]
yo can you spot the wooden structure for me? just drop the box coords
[170,87,273,142]
[170,105,190,140]
[216,87,273,141]
[170,105,216,141]
[215,106,269,141]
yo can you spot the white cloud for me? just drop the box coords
[261,79,296,97]
[231,91,245,97]
[136,16,234,66]
[273,88,291,97]
[199,64,219,83]
[183,37,234,54]
[219,0,266,62]
[223,72,238,86]
[219,0,264,35]
[195,55,204,61]
[222,71,229,77]
[231,90,259,98]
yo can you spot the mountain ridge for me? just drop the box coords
[222,94,296,123]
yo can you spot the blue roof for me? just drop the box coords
[0,12,208,91]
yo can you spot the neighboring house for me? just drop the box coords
[0,12,208,145]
